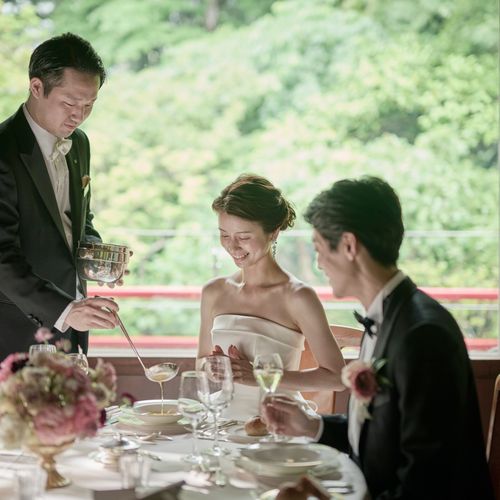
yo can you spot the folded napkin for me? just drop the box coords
[93,481,185,500]
[138,481,185,499]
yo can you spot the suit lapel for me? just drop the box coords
[14,110,72,256]
[357,277,417,464]
[372,277,417,360]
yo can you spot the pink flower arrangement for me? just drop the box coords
[341,358,389,408]
[0,352,116,448]
[34,327,53,344]
[32,327,71,353]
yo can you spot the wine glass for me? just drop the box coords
[177,371,208,467]
[29,344,56,358]
[67,353,89,375]
[197,355,233,456]
[253,353,284,441]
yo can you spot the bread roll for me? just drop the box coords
[244,415,269,436]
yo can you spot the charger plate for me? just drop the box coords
[238,443,339,476]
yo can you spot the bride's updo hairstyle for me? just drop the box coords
[212,174,296,234]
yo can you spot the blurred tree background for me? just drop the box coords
[0,0,498,340]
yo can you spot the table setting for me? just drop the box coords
[0,416,365,499]
[0,255,367,499]
[0,364,367,499]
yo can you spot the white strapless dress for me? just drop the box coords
[211,314,305,421]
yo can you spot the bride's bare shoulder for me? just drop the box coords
[202,274,240,296]
[285,274,320,303]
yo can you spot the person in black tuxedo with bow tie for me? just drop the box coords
[0,33,119,361]
[263,177,493,499]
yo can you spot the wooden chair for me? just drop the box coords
[487,373,500,499]
[300,324,362,413]
[330,324,363,350]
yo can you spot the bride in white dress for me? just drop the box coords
[197,174,345,421]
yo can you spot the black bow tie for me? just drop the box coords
[353,310,377,337]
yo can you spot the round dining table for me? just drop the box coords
[0,424,368,499]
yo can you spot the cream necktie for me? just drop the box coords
[50,138,73,249]
[50,138,72,161]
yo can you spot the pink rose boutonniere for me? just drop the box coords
[341,358,390,421]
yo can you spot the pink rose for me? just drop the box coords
[94,359,117,391]
[34,328,54,344]
[55,338,72,353]
[34,405,75,445]
[0,353,28,382]
[341,360,379,404]
[73,394,100,438]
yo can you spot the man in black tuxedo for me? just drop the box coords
[0,33,119,361]
[263,177,493,499]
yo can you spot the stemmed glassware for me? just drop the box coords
[177,371,208,466]
[253,353,284,441]
[197,355,234,456]
[28,344,56,358]
[67,353,89,375]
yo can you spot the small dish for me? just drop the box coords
[132,400,181,425]
[225,425,267,444]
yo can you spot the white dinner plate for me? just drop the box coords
[238,443,339,476]
[114,418,188,435]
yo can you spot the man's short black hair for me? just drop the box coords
[304,176,404,266]
[29,32,106,96]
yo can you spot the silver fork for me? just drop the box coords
[198,420,239,436]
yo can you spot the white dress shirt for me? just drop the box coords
[348,270,406,456]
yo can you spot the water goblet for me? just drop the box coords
[29,344,56,359]
[197,355,234,457]
[253,353,284,441]
[177,370,209,467]
[67,353,89,375]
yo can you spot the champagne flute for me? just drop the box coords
[253,353,284,441]
[197,355,233,456]
[29,344,56,359]
[67,353,89,375]
[177,371,208,466]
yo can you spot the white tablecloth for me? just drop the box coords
[0,427,367,499]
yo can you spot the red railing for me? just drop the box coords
[88,285,499,352]
[88,285,499,302]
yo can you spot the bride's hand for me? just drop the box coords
[228,345,256,386]
[211,345,226,356]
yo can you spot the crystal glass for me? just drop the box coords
[14,463,47,499]
[29,344,56,358]
[67,353,89,375]
[253,353,284,441]
[197,355,234,456]
[119,452,151,489]
[177,370,208,466]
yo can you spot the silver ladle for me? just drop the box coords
[113,312,178,383]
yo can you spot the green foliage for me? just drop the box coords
[50,0,276,69]
[0,1,46,117]
[0,0,497,339]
